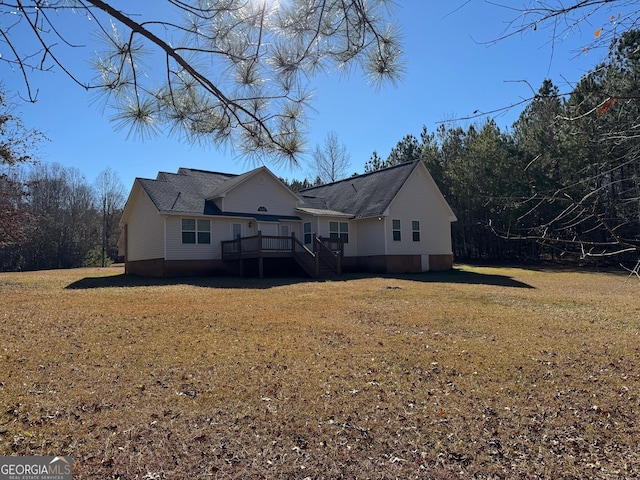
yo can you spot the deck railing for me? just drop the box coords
[318,236,343,253]
[221,232,293,258]
[221,231,343,277]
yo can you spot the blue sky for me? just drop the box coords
[2,1,615,192]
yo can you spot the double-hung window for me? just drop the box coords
[392,219,401,241]
[182,218,211,244]
[182,219,196,244]
[412,220,421,242]
[197,219,211,244]
[329,221,349,243]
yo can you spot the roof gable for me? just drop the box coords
[122,166,301,219]
[207,166,300,202]
[415,161,457,221]
[135,168,235,215]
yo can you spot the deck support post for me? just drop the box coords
[236,233,243,277]
[257,231,263,278]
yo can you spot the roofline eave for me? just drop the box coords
[159,211,302,222]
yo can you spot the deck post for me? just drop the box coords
[236,234,243,277]
[257,231,263,278]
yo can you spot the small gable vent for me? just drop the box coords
[258,206,268,212]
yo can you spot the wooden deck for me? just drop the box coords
[221,232,343,278]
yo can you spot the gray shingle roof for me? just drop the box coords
[298,160,419,218]
[136,167,300,221]
[138,168,234,215]
[133,161,421,221]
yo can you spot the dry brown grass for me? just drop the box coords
[1,265,639,479]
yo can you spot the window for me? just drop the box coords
[182,218,210,244]
[258,206,268,212]
[412,220,420,242]
[232,223,242,238]
[182,219,196,244]
[197,219,211,244]
[304,222,312,245]
[329,221,349,243]
[392,219,401,241]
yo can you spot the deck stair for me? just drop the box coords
[222,232,342,278]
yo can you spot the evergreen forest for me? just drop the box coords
[358,31,640,268]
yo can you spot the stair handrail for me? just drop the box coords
[315,236,341,275]
[292,234,318,277]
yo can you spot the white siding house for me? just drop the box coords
[120,161,456,277]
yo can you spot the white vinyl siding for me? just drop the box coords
[165,216,220,260]
[125,184,164,261]
[386,163,454,256]
[257,222,278,236]
[354,217,385,256]
[220,172,298,217]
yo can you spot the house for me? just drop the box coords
[119,160,457,277]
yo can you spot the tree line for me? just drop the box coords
[354,31,640,266]
[0,160,125,272]
[289,30,640,267]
